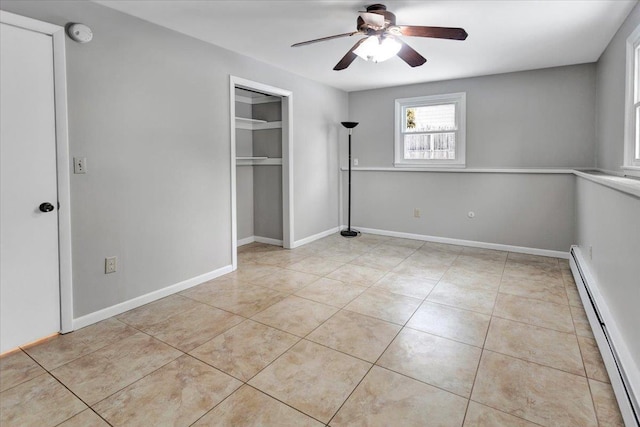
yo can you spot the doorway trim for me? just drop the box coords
[229,76,293,269]
[1,11,73,333]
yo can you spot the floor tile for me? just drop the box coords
[588,379,625,427]
[0,374,86,427]
[58,410,110,427]
[249,340,371,423]
[420,241,464,254]
[460,247,508,262]
[142,303,244,352]
[370,243,418,259]
[377,328,481,397]
[295,277,366,307]
[570,304,595,338]
[440,267,502,291]
[565,282,584,307]
[287,256,344,276]
[392,253,452,280]
[350,252,406,272]
[51,332,181,405]
[315,247,364,263]
[372,272,436,299]
[578,335,610,383]
[228,262,285,283]
[330,366,467,427]
[503,261,563,285]
[257,270,320,293]
[463,402,539,426]
[116,294,201,329]
[0,349,45,392]
[407,302,490,347]
[499,276,568,305]
[427,282,497,315]
[484,317,584,375]
[344,288,422,325]
[307,310,401,362]
[451,255,505,276]
[493,293,574,333]
[194,385,323,426]
[190,320,298,381]
[254,250,309,267]
[472,351,597,426]
[93,355,241,427]
[380,237,425,250]
[506,252,559,265]
[251,295,338,337]
[326,264,386,286]
[182,280,285,317]
[22,318,137,370]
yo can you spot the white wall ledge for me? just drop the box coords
[339,166,578,174]
[338,167,640,198]
[574,170,640,199]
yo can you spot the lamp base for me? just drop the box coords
[340,229,360,238]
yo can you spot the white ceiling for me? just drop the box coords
[94,0,637,92]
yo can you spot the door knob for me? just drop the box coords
[39,202,55,213]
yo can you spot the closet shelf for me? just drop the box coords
[236,157,282,166]
[235,118,282,131]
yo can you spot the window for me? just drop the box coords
[395,93,466,167]
[623,25,640,177]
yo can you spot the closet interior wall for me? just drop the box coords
[235,89,283,245]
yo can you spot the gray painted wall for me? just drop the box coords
[344,172,575,252]
[575,178,640,383]
[348,64,596,169]
[345,65,596,251]
[2,1,347,318]
[596,3,640,172]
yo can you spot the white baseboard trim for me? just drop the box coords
[292,226,340,248]
[254,236,283,246]
[238,236,283,247]
[570,246,639,426]
[237,236,255,246]
[72,265,233,330]
[349,226,569,259]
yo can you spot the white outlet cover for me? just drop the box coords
[468,211,475,218]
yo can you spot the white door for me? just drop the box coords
[1,21,61,353]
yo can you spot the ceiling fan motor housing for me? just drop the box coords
[357,4,396,32]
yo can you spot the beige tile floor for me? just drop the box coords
[0,233,626,426]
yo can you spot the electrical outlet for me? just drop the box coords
[74,157,87,174]
[105,256,117,274]
[353,158,359,166]
[413,208,420,218]
[468,211,475,218]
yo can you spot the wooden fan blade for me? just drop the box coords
[397,40,427,67]
[333,38,367,71]
[292,32,361,47]
[398,26,468,40]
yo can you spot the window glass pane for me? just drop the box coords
[405,104,456,132]
[404,133,456,160]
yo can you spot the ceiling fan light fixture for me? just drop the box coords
[354,35,401,63]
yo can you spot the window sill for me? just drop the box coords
[621,165,640,179]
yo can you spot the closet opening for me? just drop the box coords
[229,76,293,270]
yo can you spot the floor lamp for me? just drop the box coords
[341,121,359,238]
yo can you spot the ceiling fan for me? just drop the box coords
[292,4,468,71]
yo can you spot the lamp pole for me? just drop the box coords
[341,122,359,238]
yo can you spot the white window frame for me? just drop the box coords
[394,92,466,168]
[623,24,640,178]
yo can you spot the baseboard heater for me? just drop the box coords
[570,246,639,426]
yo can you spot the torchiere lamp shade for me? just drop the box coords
[341,121,359,129]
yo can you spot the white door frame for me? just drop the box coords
[1,11,73,333]
[229,76,293,269]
